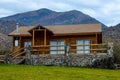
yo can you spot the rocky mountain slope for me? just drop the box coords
[0,33,11,51]
[103,23,120,43]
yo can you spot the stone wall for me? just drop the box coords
[30,53,114,68]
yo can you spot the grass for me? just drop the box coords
[0,64,120,80]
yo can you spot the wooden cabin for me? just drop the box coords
[9,23,102,54]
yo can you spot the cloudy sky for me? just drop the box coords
[0,0,120,26]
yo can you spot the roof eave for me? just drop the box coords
[8,34,32,36]
[53,32,102,36]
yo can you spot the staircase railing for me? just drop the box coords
[10,47,25,64]
[11,47,25,58]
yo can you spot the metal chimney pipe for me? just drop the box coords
[16,23,19,33]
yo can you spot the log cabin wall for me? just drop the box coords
[12,32,102,54]
[20,36,32,48]
[31,31,101,54]
[50,34,99,53]
[12,36,32,51]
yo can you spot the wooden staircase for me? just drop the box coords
[0,55,5,63]
[11,47,26,64]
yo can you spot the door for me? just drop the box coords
[24,41,32,51]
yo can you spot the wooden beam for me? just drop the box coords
[95,33,98,54]
[33,29,35,46]
[12,36,14,52]
[96,33,98,44]
[19,36,21,47]
[44,29,46,45]
[39,26,40,30]
[34,29,45,31]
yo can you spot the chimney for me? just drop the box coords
[16,23,19,33]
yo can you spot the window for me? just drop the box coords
[50,41,65,54]
[14,37,19,46]
[76,40,91,54]
[24,41,32,51]
[24,41,31,47]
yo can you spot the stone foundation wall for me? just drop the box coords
[30,53,113,68]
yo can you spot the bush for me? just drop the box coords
[113,44,120,64]
[103,38,120,64]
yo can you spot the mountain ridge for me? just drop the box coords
[0,8,107,31]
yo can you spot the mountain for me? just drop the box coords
[0,8,107,35]
[0,20,24,34]
[0,33,11,50]
[103,23,120,43]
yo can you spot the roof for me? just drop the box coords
[45,24,102,34]
[9,26,34,36]
[9,23,102,36]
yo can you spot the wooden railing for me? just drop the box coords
[31,43,108,54]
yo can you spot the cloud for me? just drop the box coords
[0,0,18,3]
[0,8,14,17]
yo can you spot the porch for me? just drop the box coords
[8,42,114,67]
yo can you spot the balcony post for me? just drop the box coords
[33,29,35,46]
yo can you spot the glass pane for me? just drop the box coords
[50,51,57,54]
[28,42,31,46]
[77,51,84,54]
[84,40,90,54]
[24,42,31,47]
[50,41,65,54]
[84,46,90,49]
[84,40,91,44]
[50,41,57,54]
[50,41,57,45]
[58,41,64,45]
[77,40,84,44]
[58,46,64,49]
[77,40,91,54]
[58,51,65,54]
[15,40,19,46]
[85,51,90,54]
[57,41,65,54]
[50,47,57,50]
[77,46,84,50]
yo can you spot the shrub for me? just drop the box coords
[113,44,120,64]
[103,38,120,64]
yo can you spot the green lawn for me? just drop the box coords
[0,64,120,80]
